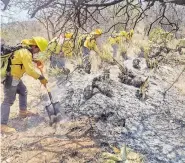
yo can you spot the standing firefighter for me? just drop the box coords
[108,30,134,60]
[116,29,134,60]
[48,33,73,73]
[1,37,48,134]
[79,29,102,74]
[108,31,121,58]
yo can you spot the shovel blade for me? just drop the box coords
[52,102,60,115]
[45,105,54,119]
[45,102,61,125]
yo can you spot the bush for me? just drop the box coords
[149,28,174,46]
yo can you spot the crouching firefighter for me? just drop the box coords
[1,37,48,134]
[79,29,102,74]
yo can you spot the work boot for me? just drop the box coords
[19,110,38,118]
[1,124,16,134]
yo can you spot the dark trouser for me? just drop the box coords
[50,55,65,69]
[1,76,27,124]
[82,46,90,64]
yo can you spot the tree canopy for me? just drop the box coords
[1,0,185,36]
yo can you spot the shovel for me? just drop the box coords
[45,86,61,126]
[38,66,61,126]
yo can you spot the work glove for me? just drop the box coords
[38,76,48,87]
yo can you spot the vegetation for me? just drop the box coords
[149,28,174,46]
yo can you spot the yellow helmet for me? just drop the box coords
[65,32,73,39]
[21,39,37,46]
[21,37,48,52]
[91,29,103,35]
[33,37,48,52]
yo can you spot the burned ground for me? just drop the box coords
[1,55,185,163]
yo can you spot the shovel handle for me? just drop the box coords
[38,69,53,102]
[39,68,50,92]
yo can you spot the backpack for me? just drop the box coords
[1,44,24,82]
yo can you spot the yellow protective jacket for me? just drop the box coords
[78,34,88,47]
[62,39,73,57]
[47,38,73,57]
[84,35,98,51]
[10,48,40,79]
[48,38,61,55]
[108,36,121,45]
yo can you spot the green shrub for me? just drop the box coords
[149,28,174,46]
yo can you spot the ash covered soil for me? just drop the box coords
[1,56,185,163]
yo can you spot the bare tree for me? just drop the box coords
[35,10,61,40]
[2,0,185,35]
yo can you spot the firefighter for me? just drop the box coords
[1,37,48,134]
[79,29,103,74]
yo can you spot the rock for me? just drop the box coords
[93,81,113,97]
[84,85,93,100]
[127,70,136,78]
[138,48,145,58]
[133,59,141,69]
[131,77,144,88]
[91,75,114,97]
[118,74,132,85]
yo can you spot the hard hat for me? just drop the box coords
[33,37,48,52]
[64,32,73,39]
[91,29,103,35]
[21,39,37,46]
[21,37,48,52]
